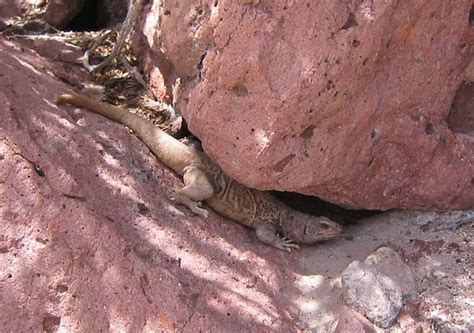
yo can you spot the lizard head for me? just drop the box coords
[282,213,342,244]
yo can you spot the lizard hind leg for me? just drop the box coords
[255,223,299,252]
[171,165,214,219]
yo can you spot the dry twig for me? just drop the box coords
[83,0,144,74]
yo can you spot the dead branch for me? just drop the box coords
[83,0,144,73]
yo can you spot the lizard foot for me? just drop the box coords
[170,194,209,219]
[187,203,209,219]
[274,237,299,252]
[256,224,300,252]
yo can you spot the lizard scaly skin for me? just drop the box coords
[55,94,342,251]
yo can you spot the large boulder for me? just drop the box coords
[1,8,472,331]
[0,0,37,20]
[44,0,128,30]
[44,0,84,29]
[138,0,473,210]
[0,37,301,331]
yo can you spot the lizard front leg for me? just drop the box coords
[255,223,299,252]
[171,165,214,218]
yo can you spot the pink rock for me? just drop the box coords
[0,0,34,19]
[44,0,84,29]
[335,306,376,333]
[0,36,302,332]
[138,0,473,210]
[398,302,433,333]
[44,0,128,30]
[133,14,176,103]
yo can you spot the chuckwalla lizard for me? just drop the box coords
[55,94,342,251]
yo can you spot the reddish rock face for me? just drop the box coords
[140,0,473,210]
[43,0,128,30]
[0,37,302,332]
[44,0,84,29]
[0,0,35,19]
[1,36,471,332]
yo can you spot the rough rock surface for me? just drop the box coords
[0,0,31,15]
[44,0,84,29]
[341,259,404,328]
[334,306,376,333]
[0,37,301,331]
[397,305,433,333]
[43,0,128,30]
[364,246,416,300]
[0,29,473,332]
[0,0,36,20]
[340,247,417,328]
[138,0,474,210]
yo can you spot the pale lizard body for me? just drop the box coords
[55,94,342,251]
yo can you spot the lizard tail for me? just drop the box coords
[55,93,193,175]
[56,94,130,124]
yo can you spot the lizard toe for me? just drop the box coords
[274,237,299,251]
[194,207,209,219]
[201,209,209,219]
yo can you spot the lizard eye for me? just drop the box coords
[320,222,331,229]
